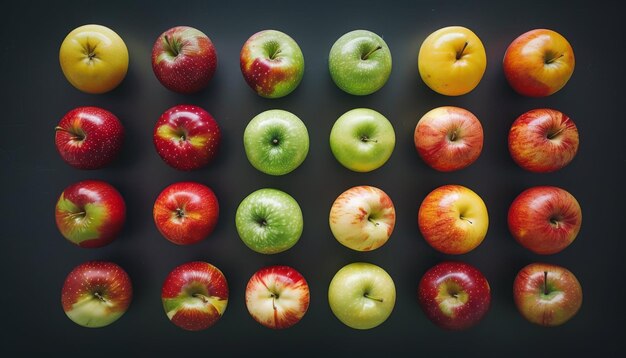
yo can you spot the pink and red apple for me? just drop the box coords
[55,106,124,169]
[153,104,221,171]
[153,182,219,245]
[514,262,582,326]
[509,108,579,173]
[152,26,217,94]
[508,186,582,255]
[161,261,229,331]
[503,29,575,97]
[55,180,126,248]
[414,106,483,172]
[61,261,132,328]
[418,185,489,254]
[418,261,491,330]
[245,265,310,329]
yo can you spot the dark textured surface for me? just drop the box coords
[1,0,624,354]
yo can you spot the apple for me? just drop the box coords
[151,26,217,94]
[153,104,221,171]
[329,186,395,251]
[55,180,126,248]
[59,24,128,94]
[509,108,579,173]
[508,186,582,255]
[414,106,483,172]
[418,185,489,254]
[330,108,395,172]
[418,26,486,96]
[153,182,219,245]
[55,106,124,170]
[240,30,304,98]
[235,188,303,254]
[328,29,392,95]
[243,109,309,176]
[61,261,132,328]
[161,261,229,331]
[245,265,310,329]
[514,263,582,326]
[418,261,491,330]
[328,262,396,330]
[503,29,575,97]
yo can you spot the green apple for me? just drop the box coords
[330,108,395,172]
[243,109,309,176]
[328,262,396,329]
[328,30,392,96]
[235,188,303,254]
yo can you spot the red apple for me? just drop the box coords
[61,261,132,328]
[418,185,489,254]
[153,104,221,171]
[509,108,579,173]
[55,106,124,169]
[514,263,582,326]
[245,265,310,329]
[153,182,219,245]
[508,186,582,255]
[55,180,126,248]
[414,106,483,172]
[151,26,217,94]
[418,261,491,330]
[503,29,575,97]
[161,261,229,331]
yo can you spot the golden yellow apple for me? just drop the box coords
[418,26,486,96]
[59,24,129,94]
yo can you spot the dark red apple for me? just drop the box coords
[55,106,124,169]
[55,180,126,248]
[151,26,217,93]
[153,182,219,245]
[418,261,491,330]
[61,261,132,328]
[162,261,229,331]
[153,104,221,171]
[508,186,582,255]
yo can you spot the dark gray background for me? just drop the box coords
[2,0,624,354]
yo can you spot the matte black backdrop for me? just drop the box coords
[2,0,624,354]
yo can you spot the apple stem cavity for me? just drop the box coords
[364,293,383,302]
[272,138,279,145]
[176,208,185,219]
[456,42,468,60]
[361,46,382,60]
[164,35,182,57]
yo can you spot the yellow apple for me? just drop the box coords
[59,24,129,94]
[418,26,486,96]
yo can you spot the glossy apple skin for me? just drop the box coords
[329,186,395,251]
[328,29,392,95]
[61,261,132,328]
[59,24,128,94]
[509,109,579,173]
[414,106,483,172]
[418,261,490,330]
[503,29,575,97]
[161,261,229,331]
[514,263,582,326]
[418,185,489,254]
[508,186,581,255]
[243,109,309,176]
[418,26,486,96]
[153,182,219,245]
[328,262,396,330]
[240,30,304,98]
[55,180,126,248]
[245,265,310,329]
[153,104,221,171]
[55,106,124,169]
[152,26,217,94]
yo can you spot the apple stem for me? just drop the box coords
[545,53,564,64]
[456,42,468,60]
[66,211,86,219]
[360,136,378,143]
[543,271,549,295]
[84,42,97,60]
[459,215,473,224]
[271,293,278,310]
[164,35,180,57]
[192,293,209,303]
[272,138,279,145]
[367,217,380,226]
[448,130,458,142]
[93,292,106,303]
[175,208,185,218]
[364,293,383,302]
[547,126,566,140]
[55,126,85,141]
[361,46,382,60]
